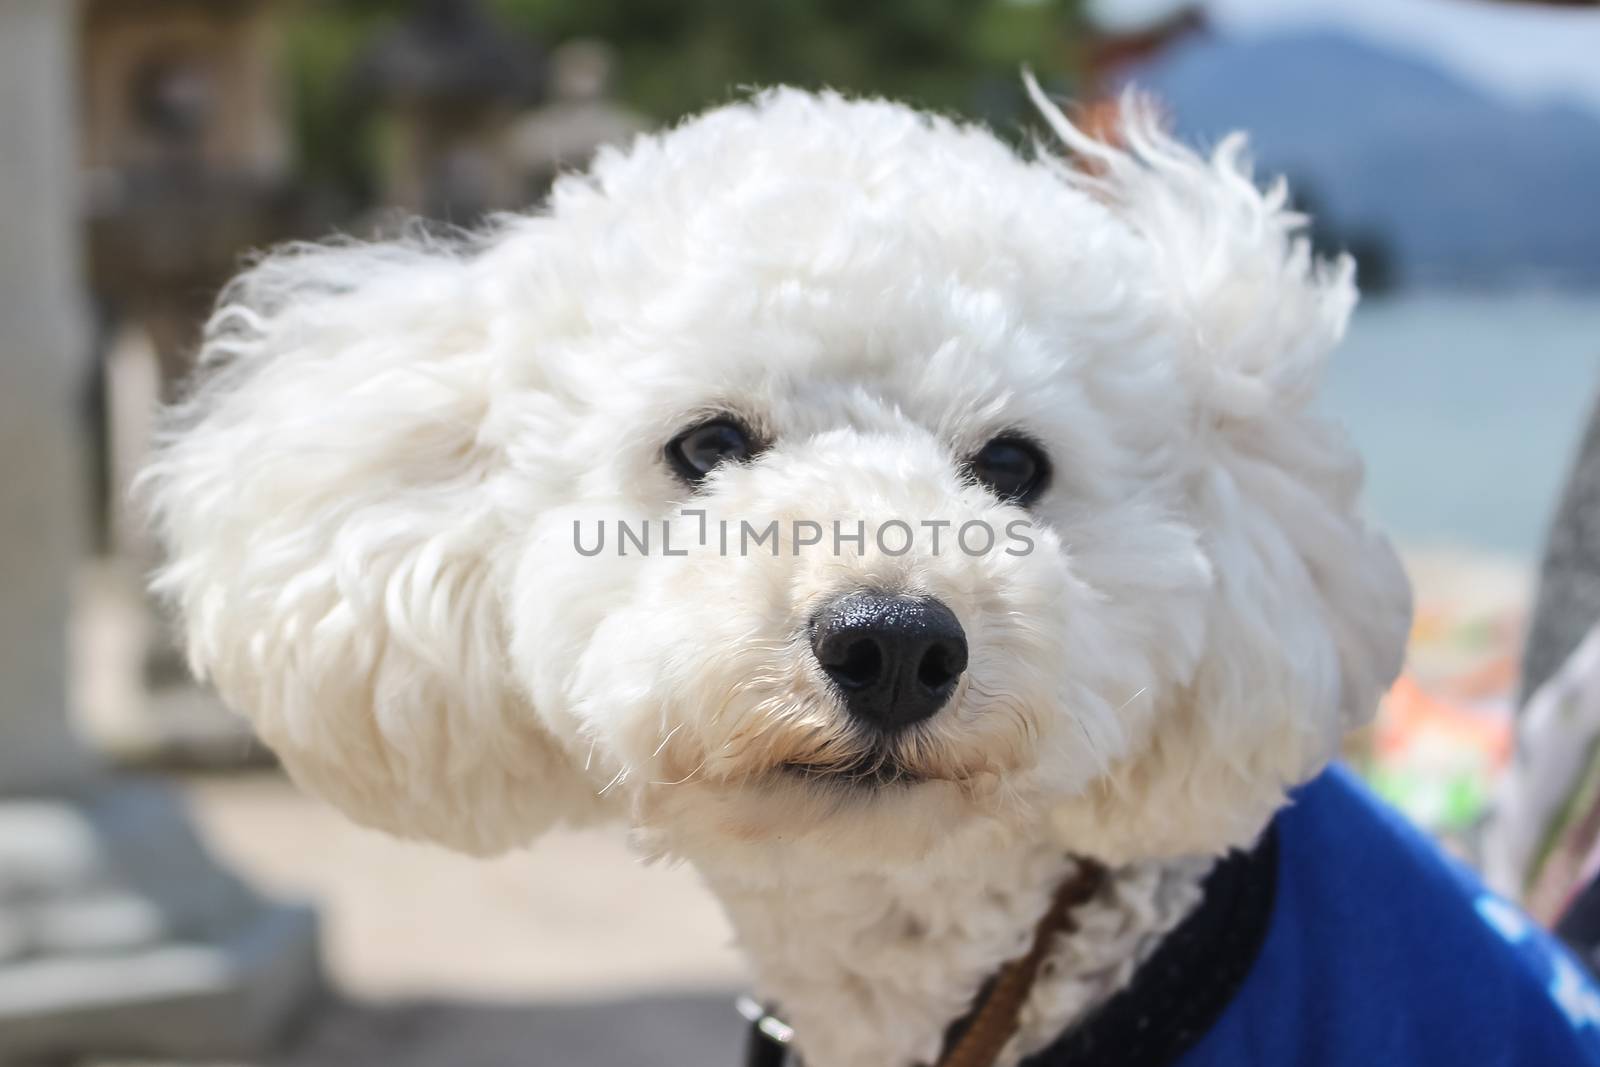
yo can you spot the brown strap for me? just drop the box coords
[936,860,1108,1067]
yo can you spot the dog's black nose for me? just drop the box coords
[810,592,968,731]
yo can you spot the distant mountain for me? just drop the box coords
[1121,31,1600,289]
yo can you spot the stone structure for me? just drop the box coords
[511,39,649,201]
[81,0,301,391]
[0,1,319,1059]
[355,0,544,222]
[76,0,314,757]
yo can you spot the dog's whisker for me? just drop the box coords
[1115,686,1149,713]
[650,754,710,787]
[650,722,685,759]
[597,765,629,797]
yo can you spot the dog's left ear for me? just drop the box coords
[1031,81,1412,853]
[142,235,606,855]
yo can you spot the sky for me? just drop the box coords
[1084,0,1600,116]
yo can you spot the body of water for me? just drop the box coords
[1321,292,1600,560]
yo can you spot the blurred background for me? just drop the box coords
[2,0,1599,1063]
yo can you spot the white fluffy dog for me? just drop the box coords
[145,84,1431,1066]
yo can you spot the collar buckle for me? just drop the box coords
[738,995,796,1066]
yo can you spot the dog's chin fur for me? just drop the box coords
[638,771,998,866]
[143,79,1412,1066]
[687,793,1217,1067]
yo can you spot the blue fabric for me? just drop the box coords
[1182,765,1600,1066]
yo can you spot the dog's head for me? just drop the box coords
[145,86,1410,866]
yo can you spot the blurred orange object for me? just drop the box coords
[1377,674,1513,767]
[1447,654,1521,702]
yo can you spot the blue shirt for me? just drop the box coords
[1181,765,1600,1066]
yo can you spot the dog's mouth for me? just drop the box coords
[777,752,922,790]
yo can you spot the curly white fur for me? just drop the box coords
[143,80,1411,1066]
[700,823,1211,1067]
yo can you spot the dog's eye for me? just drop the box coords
[969,435,1050,505]
[666,418,755,484]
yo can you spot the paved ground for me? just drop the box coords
[261,993,745,1067]
[114,771,750,1066]
[95,994,746,1067]
[182,772,745,1002]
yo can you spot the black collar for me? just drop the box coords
[741,823,1280,1067]
[1019,823,1279,1067]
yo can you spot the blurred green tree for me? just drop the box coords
[489,0,1083,121]
[281,1,399,198]
[280,0,1083,204]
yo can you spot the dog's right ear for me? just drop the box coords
[1028,78,1411,858]
[143,235,607,855]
